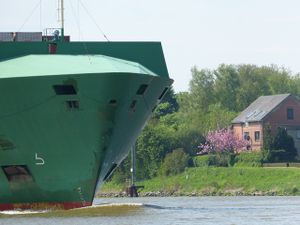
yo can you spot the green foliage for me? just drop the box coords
[194,152,262,168]
[135,109,203,179]
[193,155,211,167]
[267,149,288,163]
[152,86,178,119]
[136,122,177,179]
[262,124,274,162]
[236,65,271,110]
[262,127,297,162]
[214,64,240,111]
[205,104,238,131]
[174,124,205,156]
[110,156,131,184]
[214,153,235,167]
[159,149,189,176]
[271,127,297,161]
[262,127,297,163]
[188,64,300,113]
[152,102,173,119]
[234,151,263,167]
[175,92,191,113]
[189,67,215,111]
[193,153,235,167]
[160,86,179,111]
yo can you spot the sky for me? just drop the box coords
[1,0,300,92]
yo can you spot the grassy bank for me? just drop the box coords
[98,167,300,196]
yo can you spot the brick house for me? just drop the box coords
[232,94,300,154]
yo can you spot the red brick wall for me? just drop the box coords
[232,122,263,150]
[233,96,300,152]
[264,96,300,134]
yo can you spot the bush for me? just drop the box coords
[215,153,235,167]
[268,149,289,163]
[160,148,189,176]
[193,153,235,167]
[193,155,211,167]
[234,151,263,167]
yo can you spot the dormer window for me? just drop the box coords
[287,108,294,120]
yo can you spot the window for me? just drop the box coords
[136,84,148,95]
[287,108,294,120]
[129,100,137,112]
[158,87,169,100]
[255,131,260,141]
[53,85,77,95]
[66,100,79,109]
[243,132,249,140]
[2,165,33,182]
[108,99,117,106]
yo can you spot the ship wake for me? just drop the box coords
[0,203,144,217]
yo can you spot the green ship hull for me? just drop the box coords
[0,41,172,210]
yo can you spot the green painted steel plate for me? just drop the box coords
[0,55,157,78]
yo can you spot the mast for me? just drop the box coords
[130,145,136,187]
[59,0,64,41]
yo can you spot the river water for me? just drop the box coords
[1,196,300,224]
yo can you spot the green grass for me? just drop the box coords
[99,167,300,196]
[99,180,127,192]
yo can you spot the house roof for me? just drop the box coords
[232,94,291,123]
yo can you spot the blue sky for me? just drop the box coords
[1,0,300,92]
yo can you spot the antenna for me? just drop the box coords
[58,0,65,41]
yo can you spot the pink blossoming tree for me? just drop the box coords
[198,128,250,154]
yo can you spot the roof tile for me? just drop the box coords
[232,94,291,123]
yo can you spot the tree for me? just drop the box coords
[135,119,178,179]
[270,127,297,162]
[160,86,179,111]
[199,128,249,154]
[202,104,237,132]
[110,156,131,184]
[159,148,189,176]
[262,123,274,162]
[189,66,215,111]
[176,91,193,114]
[236,64,271,111]
[266,65,292,94]
[152,86,179,118]
[214,64,240,111]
